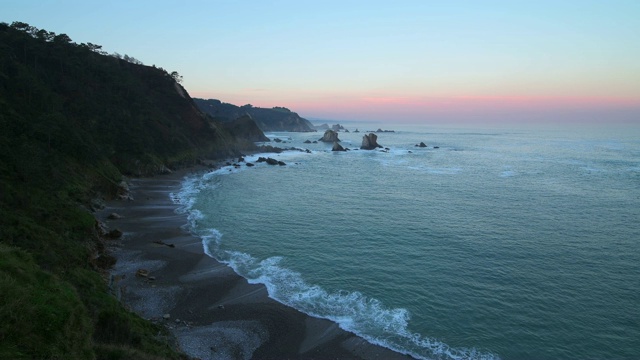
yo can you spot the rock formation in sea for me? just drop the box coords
[332,142,347,151]
[319,129,340,143]
[360,133,383,150]
[416,142,427,147]
[257,157,286,166]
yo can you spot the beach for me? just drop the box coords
[100,167,413,360]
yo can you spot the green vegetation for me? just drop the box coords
[0,21,257,358]
[272,106,291,113]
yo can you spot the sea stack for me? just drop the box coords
[319,129,340,143]
[360,133,383,150]
[332,142,347,151]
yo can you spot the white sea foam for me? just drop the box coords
[198,236,499,360]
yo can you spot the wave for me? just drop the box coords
[173,167,500,360]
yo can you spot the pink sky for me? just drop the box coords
[193,91,640,124]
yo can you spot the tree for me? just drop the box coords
[36,29,55,42]
[169,71,183,83]
[53,33,72,44]
[10,21,30,31]
[83,42,106,54]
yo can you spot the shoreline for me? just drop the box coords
[99,166,414,359]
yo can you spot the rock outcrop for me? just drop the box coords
[360,133,383,150]
[332,142,347,151]
[257,157,286,166]
[416,142,427,148]
[221,114,270,142]
[319,130,340,143]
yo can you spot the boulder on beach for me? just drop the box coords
[107,228,123,239]
[107,212,122,220]
[360,133,383,150]
[319,129,340,143]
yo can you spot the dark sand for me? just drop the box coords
[100,168,414,360]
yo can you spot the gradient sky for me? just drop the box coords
[3,0,640,124]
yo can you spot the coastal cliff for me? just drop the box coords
[0,22,265,359]
[194,98,316,132]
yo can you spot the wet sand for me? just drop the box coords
[100,168,413,359]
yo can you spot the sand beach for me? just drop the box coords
[99,168,412,359]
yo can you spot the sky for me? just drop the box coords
[3,0,640,125]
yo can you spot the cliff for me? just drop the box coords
[194,98,316,132]
[0,21,263,359]
[222,114,270,142]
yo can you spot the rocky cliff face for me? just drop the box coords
[194,98,315,132]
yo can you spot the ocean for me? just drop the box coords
[175,124,640,360]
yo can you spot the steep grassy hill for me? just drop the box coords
[0,21,260,359]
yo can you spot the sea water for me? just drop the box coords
[175,124,640,360]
